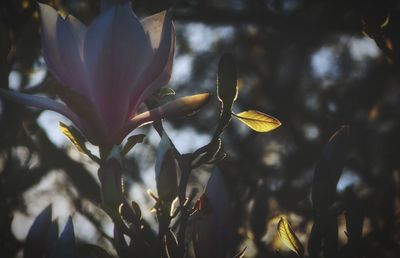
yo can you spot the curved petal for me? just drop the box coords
[0,89,85,133]
[38,3,67,85]
[84,3,151,134]
[38,3,89,96]
[65,15,87,59]
[56,15,90,96]
[128,19,175,117]
[141,11,169,52]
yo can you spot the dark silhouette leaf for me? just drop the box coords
[155,132,178,203]
[50,217,77,258]
[308,221,322,258]
[24,205,52,258]
[120,134,145,156]
[78,243,113,258]
[312,126,349,210]
[166,229,179,258]
[217,53,238,110]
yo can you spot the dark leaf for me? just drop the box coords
[312,126,349,210]
[217,53,238,110]
[165,229,179,258]
[308,221,322,258]
[155,132,178,203]
[98,155,123,211]
[232,247,247,258]
[77,243,113,258]
[120,134,145,157]
[322,215,338,258]
[24,205,52,258]
[45,221,59,258]
[50,217,78,258]
[158,87,176,98]
[344,188,364,245]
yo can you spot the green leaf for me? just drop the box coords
[232,110,281,132]
[158,87,176,98]
[59,122,100,162]
[217,53,238,110]
[120,134,145,156]
[277,217,304,257]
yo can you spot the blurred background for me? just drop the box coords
[1,0,400,257]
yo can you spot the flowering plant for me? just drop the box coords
[0,1,281,258]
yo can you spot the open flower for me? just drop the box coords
[0,2,209,145]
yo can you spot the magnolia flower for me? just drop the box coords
[0,1,209,145]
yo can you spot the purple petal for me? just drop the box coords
[128,18,175,117]
[65,15,87,59]
[56,15,90,96]
[38,3,89,96]
[38,3,67,84]
[84,3,151,134]
[101,0,131,12]
[0,89,85,132]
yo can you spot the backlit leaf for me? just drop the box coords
[59,122,99,162]
[59,122,86,153]
[233,110,281,132]
[232,247,247,258]
[277,217,304,257]
[120,134,145,156]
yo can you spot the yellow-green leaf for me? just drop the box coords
[59,122,86,153]
[277,217,304,257]
[59,122,99,163]
[233,110,281,132]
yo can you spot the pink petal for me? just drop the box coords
[84,3,151,134]
[0,89,85,133]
